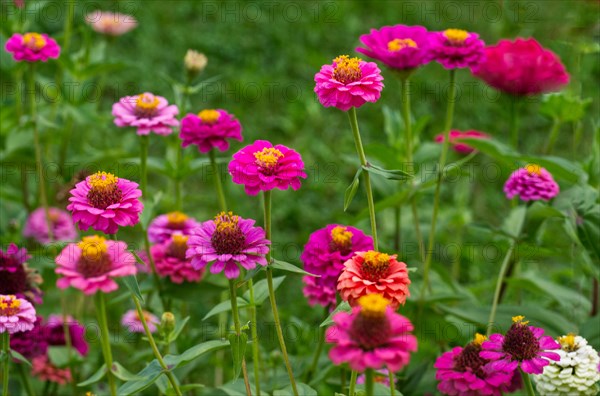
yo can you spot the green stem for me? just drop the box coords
[247,279,261,396]
[62,0,75,53]
[140,135,149,197]
[2,332,9,396]
[94,293,117,396]
[304,313,326,383]
[348,370,358,396]
[132,295,182,396]
[174,139,183,211]
[388,369,395,396]
[347,107,378,250]
[510,96,521,150]
[143,230,166,310]
[17,363,34,396]
[228,280,252,396]
[215,290,228,386]
[521,369,536,396]
[486,240,516,336]
[61,296,78,396]
[572,121,583,156]
[365,369,374,396]
[544,119,561,155]
[210,149,227,212]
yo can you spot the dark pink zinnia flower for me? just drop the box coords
[430,29,486,70]
[186,212,270,279]
[314,55,384,111]
[112,92,179,135]
[45,315,89,356]
[434,130,490,154]
[180,109,243,153]
[326,294,417,372]
[503,164,559,202]
[356,25,433,70]
[148,211,200,244]
[5,32,60,62]
[301,224,373,309]
[472,38,569,96]
[152,233,204,284]
[67,171,143,234]
[228,140,307,196]
[0,244,42,304]
[481,316,561,375]
[23,207,77,244]
[10,316,47,359]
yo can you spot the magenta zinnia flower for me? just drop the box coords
[152,233,204,284]
[0,244,42,304]
[67,171,143,234]
[121,309,159,333]
[55,236,137,295]
[186,212,270,279]
[503,164,559,201]
[356,25,433,70]
[472,38,569,96]
[5,32,60,62]
[434,130,490,154]
[314,55,384,111]
[10,316,47,358]
[112,92,179,135]
[148,211,200,243]
[326,294,417,372]
[430,29,485,70]
[301,224,373,309]
[0,294,36,334]
[228,140,307,195]
[180,109,243,153]
[85,10,138,36]
[24,207,77,244]
[481,316,561,375]
[45,315,89,356]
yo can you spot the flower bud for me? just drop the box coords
[161,312,176,334]
[184,49,207,76]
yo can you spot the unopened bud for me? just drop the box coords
[184,49,207,76]
[161,312,176,334]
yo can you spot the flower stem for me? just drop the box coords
[347,107,378,250]
[94,292,117,396]
[263,191,299,396]
[228,280,252,396]
[62,0,75,53]
[510,96,521,150]
[2,332,9,396]
[61,295,78,396]
[544,118,562,155]
[132,295,182,396]
[140,135,149,196]
[247,280,261,396]
[304,310,327,383]
[348,370,358,396]
[143,231,166,310]
[174,140,183,210]
[388,369,395,396]
[17,363,34,396]
[486,240,516,336]
[210,149,227,212]
[521,369,536,396]
[365,369,374,396]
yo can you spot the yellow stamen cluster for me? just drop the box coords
[134,310,154,322]
[473,333,487,346]
[172,234,189,247]
[136,93,160,112]
[387,38,417,52]
[88,171,118,190]
[363,251,391,268]
[332,55,362,84]
[198,109,221,124]
[254,147,284,169]
[558,333,577,351]
[358,294,390,318]
[444,29,469,45]
[167,211,188,225]
[525,164,541,175]
[78,235,108,260]
[23,33,47,51]
[214,211,240,232]
[0,295,21,311]
[330,226,353,247]
[512,315,529,325]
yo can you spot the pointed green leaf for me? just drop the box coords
[274,383,318,396]
[243,276,285,304]
[344,168,362,211]
[362,163,413,180]
[111,361,144,382]
[9,350,31,366]
[228,332,248,380]
[78,364,107,387]
[121,272,145,304]
[116,361,164,395]
[271,259,319,277]
[320,301,351,327]
[203,298,250,321]
[166,316,190,343]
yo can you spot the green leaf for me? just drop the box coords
[78,364,107,387]
[166,316,190,344]
[111,361,144,382]
[243,265,266,282]
[164,339,230,369]
[321,301,351,327]
[9,350,31,366]
[362,163,413,181]
[271,259,319,277]
[140,191,163,229]
[502,206,527,239]
[539,93,593,123]
[121,273,145,304]
[228,332,248,380]
[117,361,164,395]
[580,315,600,350]
[47,346,74,368]
[166,384,204,396]
[344,168,362,211]
[203,298,250,321]
[243,276,285,305]
[273,383,318,396]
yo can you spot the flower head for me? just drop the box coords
[5,32,60,62]
[55,236,137,295]
[10,316,47,358]
[24,207,77,244]
[504,165,559,202]
[314,55,384,111]
[67,171,143,234]
[85,10,137,36]
[180,109,243,153]
[0,294,36,334]
[148,211,200,244]
[121,309,160,333]
[0,244,42,304]
[152,233,204,283]
[326,294,417,372]
[430,29,486,70]
[45,315,89,356]
[32,355,72,385]
[184,49,208,74]
[187,212,270,279]
[112,92,179,136]
[228,140,307,196]
[472,38,569,96]
[338,251,411,309]
[434,130,490,154]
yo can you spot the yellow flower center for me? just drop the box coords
[134,310,154,323]
[135,93,160,117]
[23,33,47,51]
[361,251,391,281]
[86,171,123,209]
[198,109,221,124]
[166,211,188,226]
[212,212,246,255]
[172,234,189,247]
[214,211,240,233]
[558,333,577,351]
[330,226,353,251]
[0,295,22,317]
[254,147,284,169]
[332,55,363,84]
[525,164,541,175]
[387,38,417,52]
[88,171,118,191]
[78,236,108,260]
[444,29,469,45]
[358,294,389,318]
[511,315,529,325]
[473,333,487,346]
[167,234,189,259]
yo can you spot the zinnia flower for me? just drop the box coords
[121,309,159,333]
[228,140,307,195]
[67,171,143,234]
[503,164,559,201]
[45,315,89,356]
[180,109,243,153]
[186,212,270,279]
[434,333,522,395]
[148,211,200,244]
[472,38,569,96]
[112,92,179,136]
[0,244,42,304]
[32,355,72,384]
[184,49,208,75]
[4,32,60,62]
[85,10,138,36]
[10,316,47,358]
[23,207,77,244]
[314,55,384,111]
[535,334,600,396]
[55,235,137,295]
[356,25,433,70]
[0,294,36,334]
[326,294,417,372]
[434,130,490,154]
[430,28,485,70]
[481,316,561,375]
[338,251,411,309]
[152,233,204,283]
[301,224,373,309]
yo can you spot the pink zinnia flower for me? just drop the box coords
[503,164,559,201]
[0,244,42,304]
[0,294,36,334]
[481,316,561,375]
[23,207,77,244]
[45,315,89,356]
[85,10,138,36]
[356,25,433,70]
[472,38,569,96]
[314,55,384,111]
[67,171,143,234]
[434,130,490,154]
[32,355,72,385]
[186,212,270,279]
[435,333,522,396]
[148,211,200,244]
[112,92,179,136]
[180,109,243,153]
[301,224,373,309]
[121,309,159,333]
[55,236,137,295]
[326,294,417,372]
[430,29,485,70]
[152,233,204,284]
[228,140,307,196]
[338,251,411,309]
[5,32,60,62]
